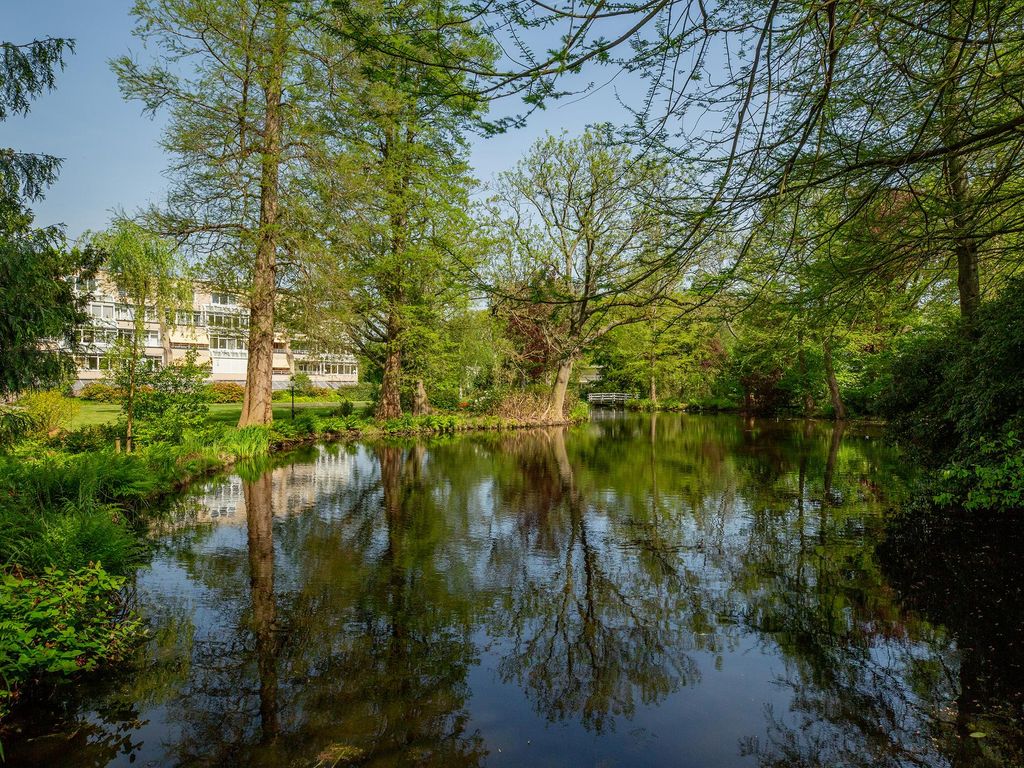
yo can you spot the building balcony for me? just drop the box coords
[209,348,248,359]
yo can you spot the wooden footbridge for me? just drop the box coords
[587,392,633,408]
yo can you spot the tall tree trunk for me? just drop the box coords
[239,8,286,428]
[942,3,981,322]
[412,378,431,415]
[244,470,279,744]
[947,149,981,320]
[822,338,846,420]
[376,336,403,420]
[126,334,138,452]
[126,302,146,452]
[548,358,574,421]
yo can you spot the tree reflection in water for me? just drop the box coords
[488,426,701,732]
[4,416,1023,768]
[244,469,281,746]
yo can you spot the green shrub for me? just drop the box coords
[337,399,354,417]
[876,281,1024,513]
[877,280,1024,465]
[294,411,322,435]
[339,415,365,431]
[342,381,376,402]
[687,394,741,411]
[933,433,1024,514]
[568,401,591,423]
[874,329,955,463]
[626,398,656,411]
[270,421,301,440]
[273,388,339,402]
[204,381,246,403]
[0,564,145,718]
[382,413,417,433]
[78,382,121,402]
[0,407,35,451]
[132,352,210,444]
[18,390,79,437]
[292,372,313,396]
[57,423,121,454]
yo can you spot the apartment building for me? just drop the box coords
[73,273,358,391]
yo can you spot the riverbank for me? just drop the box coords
[69,400,360,428]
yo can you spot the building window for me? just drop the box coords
[176,310,202,326]
[78,327,115,345]
[112,329,160,346]
[88,303,114,320]
[207,312,247,330]
[211,292,237,306]
[76,354,110,371]
[296,361,357,376]
[210,335,245,351]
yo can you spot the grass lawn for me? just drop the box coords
[72,401,361,428]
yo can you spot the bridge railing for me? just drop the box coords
[587,392,633,407]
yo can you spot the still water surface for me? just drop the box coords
[8,414,1024,767]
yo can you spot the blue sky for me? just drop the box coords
[5,1,635,238]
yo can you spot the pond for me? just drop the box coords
[7,414,1024,767]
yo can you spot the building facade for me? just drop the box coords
[73,274,358,391]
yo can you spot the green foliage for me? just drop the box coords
[0,504,143,576]
[218,426,271,459]
[0,451,157,518]
[0,35,98,398]
[78,382,121,402]
[877,283,1024,512]
[0,407,35,451]
[17,390,79,437]
[933,434,1024,514]
[878,281,1024,464]
[0,564,145,718]
[0,38,75,123]
[592,303,727,404]
[57,423,120,454]
[203,382,245,403]
[292,372,314,396]
[337,399,354,417]
[293,411,322,435]
[568,401,590,423]
[0,228,99,396]
[272,386,337,402]
[131,352,210,445]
